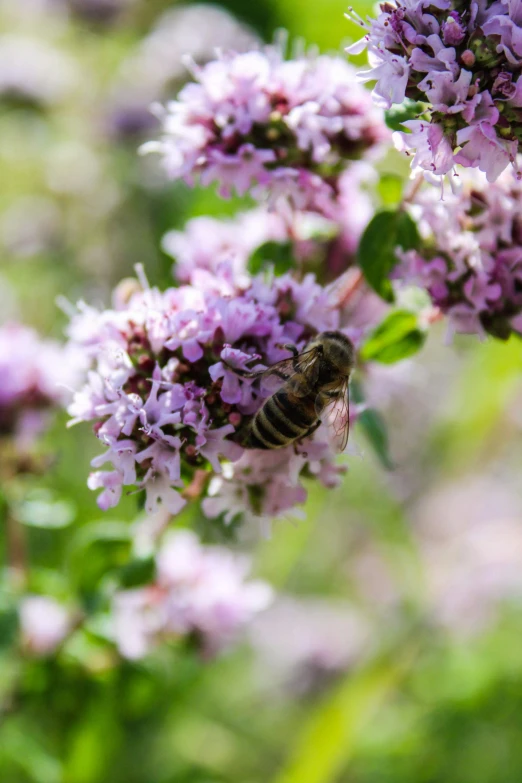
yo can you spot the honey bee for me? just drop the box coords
[225,331,355,451]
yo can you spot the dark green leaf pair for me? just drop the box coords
[357,209,421,303]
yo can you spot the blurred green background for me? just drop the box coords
[2,0,522,781]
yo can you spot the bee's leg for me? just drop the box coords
[222,362,262,379]
[223,363,290,384]
[303,420,322,439]
[293,420,322,456]
[279,343,299,357]
[276,343,300,371]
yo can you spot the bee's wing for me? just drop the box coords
[322,378,350,452]
[256,347,322,397]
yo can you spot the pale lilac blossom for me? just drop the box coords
[395,167,522,338]
[414,476,522,635]
[113,529,273,658]
[143,45,388,214]
[162,209,287,285]
[250,596,371,694]
[163,162,377,286]
[0,323,83,444]
[19,596,71,656]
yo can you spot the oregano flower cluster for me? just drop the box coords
[143,44,388,216]
[396,166,522,338]
[113,530,273,659]
[348,0,522,181]
[67,264,362,523]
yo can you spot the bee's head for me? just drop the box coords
[316,331,355,376]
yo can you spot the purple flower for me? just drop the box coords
[348,0,522,181]
[442,12,466,47]
[67,262,357,522]
[143,45,388,215]
[394,166,522,337]
[163,162,377,287]
[0,323,83,445]
[113,529,273,658]
[162,209,288,285]
[455,122,518,182]
[108,3,260,140]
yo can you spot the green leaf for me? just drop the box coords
[272,651,415,783]
[248,241,294,276]
[357,408,394,471]
[350,379,394,470]
[0,605,18,651]
[377,173,403,207]
[360,309,427,364]
[15,489,75,529]
[117,556,155,589]
[385,100,426,131]
[67,521,132,594]
[357,210,420,302]
[0,718,62,783]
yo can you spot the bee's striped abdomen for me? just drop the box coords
[246,388,317,449]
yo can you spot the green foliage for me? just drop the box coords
[66,521,132,596]
[385,100,427,132]
[377,174,404,207]
[0,600,19,651]
[357,210,421,302]
[15,490,75,530]
[248,241,295,276]
[360,310,427,364]
[117,556,155,589]
[357,408,395,470]
[351,380,394,470]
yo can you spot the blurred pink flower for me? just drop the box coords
[414,477,522,635]
[113,529,273,658]
[162,209,287,286]
[0,323,83,444]
[0,35,77,106]
[108,4,259,138]
[19,596,71,655]
[163,163,377,286]
[250,596,371,693]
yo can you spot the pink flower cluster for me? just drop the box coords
[113,529,273,658]
[349,0,522,181]
[0,323,81,444]
[162,208,288,286]
[67,263,355,523]
[395,166,522,338]
[162,164,377,285]
[143,45,387,215]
